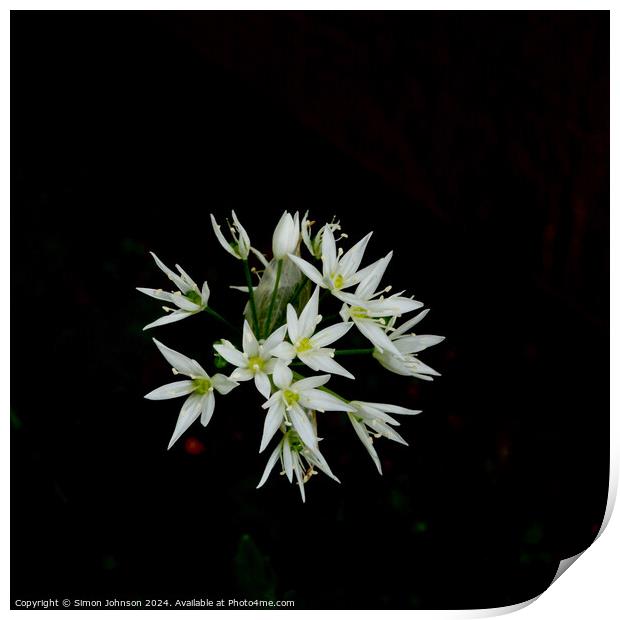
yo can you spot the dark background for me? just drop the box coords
[11,11,609,609]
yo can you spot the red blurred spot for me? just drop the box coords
[184,436,205,455]
[592,523,600,535]
[445,348,457,361]
[447,415,464,430]
[407,384,420,399]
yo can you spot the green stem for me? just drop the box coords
[242,259,260,335]
[264,259,283,337]
[205,307,239,334]
[334,348,374,357]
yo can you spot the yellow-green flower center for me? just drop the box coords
[185,290,203,305]
[283,389,300,407]
[192,377,212,395]
[296,337,313,353]
[332,273,345,289]
[350,305,368,320]
[248,356,265,372]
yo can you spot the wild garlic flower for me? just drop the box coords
[272,211,300,259]
[301,212,346,259]
[289,226,376,293]
[373,309,444,380]
[271,286,355,379]
[257,430,339,502]
[144,339,238,449]
[213,320,287,399]
[210,210,251,260]
[139,209,444,501]
[337,251,424,354]
[259,362,355,453]
[137,252,211,330]
[348,401,421,473]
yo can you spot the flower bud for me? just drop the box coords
[272,211,300,259]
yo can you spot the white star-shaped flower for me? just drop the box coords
[144,339,238,449]
[373,309,444,380]
[348,401,421,473]
[259,362,355,453]
[213,321,287,399]
[270,286,354,379]
[257,429,339,502]
[137,252,210,330]
[288,226,378,293]
[338,252,424,355]
[210,210,251,260]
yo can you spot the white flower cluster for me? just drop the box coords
[139,211,444,501]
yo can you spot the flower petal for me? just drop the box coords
[136,288,176,303]
[292,374,331,391]
[260,400,285,452]
[299,351,354,379]
[200,391,216,426]
[320,225,337,278]
[144,380,195,400]
[349,413,382,474]
[231,210,251,259]
[211,374,239,395]
[298,286,320,338]
[292,456,306,502]
[269,341,296,360]
[230,367,254,381]
[153,339,206,377]
[273,361,293,389]
[150,252,191,293]
[262,324,288,355]
[288,255,325,288]
[213,341,246,368]
[282,437,294,482]
[210,214,240,259]
[174,263,198,291]
[169,294,202,312]
[354,251,392,299]
[392,334,445,354]
[201,281,211,305]
[373,420,408,445]
[354,319,402,356]
[390,309,431,338]
[299,389,355,413]
[286,304,300,343]
[288,404,318,451]
[256,442,282,489]
[167,392,204,449]
[311,321,353,347]
[254,371,272,399]
[365,402,422,416]
[304,447,340,483]
[143,310,191,331]
[242,320,260,357]
[339,231,373,279]
[365,296,423,317]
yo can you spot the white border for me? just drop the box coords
[3,4,615,618]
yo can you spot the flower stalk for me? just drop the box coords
[264,258,283,338]
[242,259,260,335]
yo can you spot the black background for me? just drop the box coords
[11,11,609,609]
